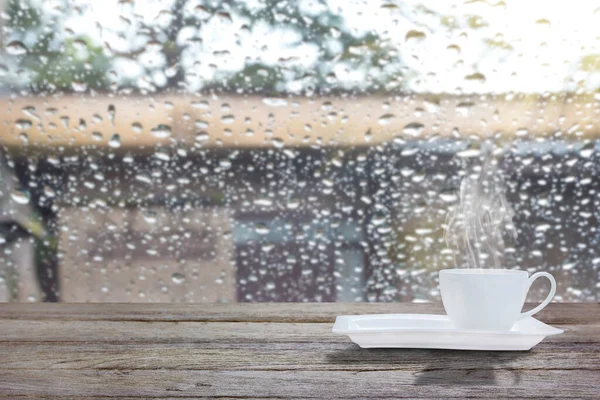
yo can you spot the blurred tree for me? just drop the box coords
[4,0,111,93]
[106,0,409,94]
[3,0,414,95]
[203,0,403,94]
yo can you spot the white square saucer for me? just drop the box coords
[332,314,563,351]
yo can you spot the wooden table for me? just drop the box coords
[1,303,599,398]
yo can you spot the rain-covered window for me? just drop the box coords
[1,0,599,302]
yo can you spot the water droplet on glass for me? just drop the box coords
[6,41,27,56]
[263,98,288,107]
[44,186,56,198]
[464,72,486,83]
[11,188,30,204]
[439,193,457,203]
[154,150,170,161]
[219,159,232,169]
[108,105,116,125]
[72,39,87,50]
[254,198,273,207]
[60,116,70,129]
[402,122,425,137]
[400,168,415,177]
[221,115,235,124]
[286,199,300,209]
[92,131,103,141]
[447,44,461,55]
[108,133,121,148]
[193,4,211,19]
[371,215,386,226]
[71,81,87,92]
[15,119,33,130]
[135,174,152,184]
[378,113,396,126]
[393,136,406,145]
[516,128,529,137]
[21,106,37,119]
[143,211,157,224]
[195,120,209,130]
[456,101,474,117]
[405,30,426,42]
[196,132,209,142]
[191,100,209,109]
[271,138,284,148]
[580,148,594,158]
[171,273,185,284]
[535,18,551,26]
[401,147,419,156]
[131,122,143,133]
[151,125,171,138]
[562,262,576,271]
[330,27,341,38]
[457,148,481,158]
[216,11,233,23]
[415,228,433,236]
[261,244,274,253]
[255,223,270,235]
[423,100,440,113]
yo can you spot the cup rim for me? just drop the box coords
[440,268,528,276]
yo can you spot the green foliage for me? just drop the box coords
[217,0,400,93]
[26,38,111,92]
[3,0,504,94]
[6,0,42,30]
[5,0,110,93]
[207,64,284,94]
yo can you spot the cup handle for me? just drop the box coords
[519,272,556,320]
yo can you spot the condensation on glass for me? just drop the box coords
[0,0,598,302]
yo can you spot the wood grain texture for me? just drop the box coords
[0,303,599,399]
[1,302,598,324]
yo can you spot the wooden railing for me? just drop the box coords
[2,93,598,152]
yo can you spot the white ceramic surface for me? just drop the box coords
[439,269,557,331]
[332,313,563,351]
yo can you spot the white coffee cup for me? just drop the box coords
[439,269,556,331]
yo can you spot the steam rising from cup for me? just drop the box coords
[444,159,517,269]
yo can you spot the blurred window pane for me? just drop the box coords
[0,0,598,302]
